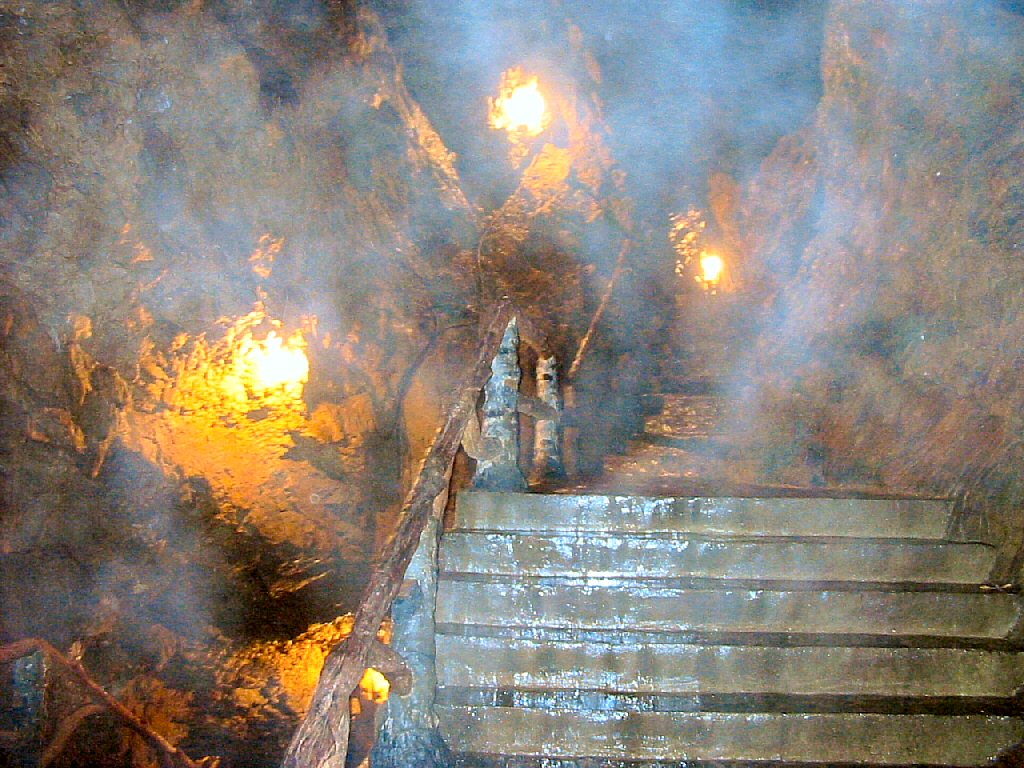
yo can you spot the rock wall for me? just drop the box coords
[735,0,1024,570]
[1,0,483,624]
[0,1,484,763]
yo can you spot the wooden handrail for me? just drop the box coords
[280,301,515,768]
[567,238,631,382]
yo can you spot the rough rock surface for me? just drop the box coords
[731,0,1024,574]
[0,0,481,763]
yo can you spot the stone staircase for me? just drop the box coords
[430,389,1024,765]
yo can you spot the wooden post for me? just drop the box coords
[472,318,526,491]
[529,355,565,485]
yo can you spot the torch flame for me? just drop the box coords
[699,253,724,287]
[238,330,309,395]
[490,69,549,138]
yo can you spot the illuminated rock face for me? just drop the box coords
[0,0,489,616]
[0,2,487,764]
[730,1,1024,567]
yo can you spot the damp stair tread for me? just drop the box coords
[436,712,1024,765]
[438,489,1023,765]
[435,579,1022,639]
[436,707,1024,765]
[435,625,1024,649]
[642,394,725,439]
[456,491,954,539]
[439,532,996,583]
[436,688,1024,716]
[435,635,1024,698]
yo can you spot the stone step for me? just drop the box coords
[436,625,1024,650]
[440,532,995,584]
[437,707,1024,765]
[600,442,738,483]
[438,689,1024,717]
[436,635,1024,698]
[455,492,953,539]
[435,581,1021,639]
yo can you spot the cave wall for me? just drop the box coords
[735,0,1024,568]
[0,0,486,630]
[0,0,488,763]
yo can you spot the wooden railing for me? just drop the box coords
[281,300,565,768]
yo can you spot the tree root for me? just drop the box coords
[40,704,104,767]
[0,638,219,768]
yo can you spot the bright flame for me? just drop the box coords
[238,330,309,395]
[497,81,546,134]
[699,253,724,286]
[359,667,390,704]
[490,69,549,137]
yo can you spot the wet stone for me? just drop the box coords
[436,580,1021,639]
[455,491,954,539]
[437,708,1024,765]
[436,488,1024,765]
[436,636,1024,698]
[440,532,996,584]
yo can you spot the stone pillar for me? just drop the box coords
[9,650,46,765]
[472,318,527,491]
[529,355,565,485]
[370,482,453,768]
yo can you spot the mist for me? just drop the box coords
[378,0,827,217]
[5,0,1024,765]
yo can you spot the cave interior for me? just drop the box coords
[3,0,1024,766]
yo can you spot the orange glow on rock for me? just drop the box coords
[238,330,309,395]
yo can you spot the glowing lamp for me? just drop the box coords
[494,80,546,135]
[359,667,390,704]
[698,253,724,288]
[239,330,309,395]
[489,68,550,138]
